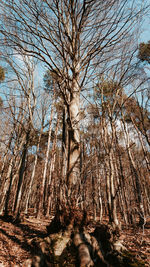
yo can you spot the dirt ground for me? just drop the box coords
[0,216,150,266]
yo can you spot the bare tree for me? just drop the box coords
[0,0,146,204]
[0,1,149,265]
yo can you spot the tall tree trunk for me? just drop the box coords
[109,148,119,228]
[102,115,119,228]
[67,91,80,203]
[13,135,29,216]
[61,105,68,179]
[24,128,43,214]
[46,116,59,217]
[60,106,68,206]
[37,106,54,218]
[121,118,145,226]
[131,116,150,172]
[0,134,26,215]
[0,134,13,180]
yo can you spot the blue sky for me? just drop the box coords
[140,12,149,42]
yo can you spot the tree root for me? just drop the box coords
[73,232,94,266]
[22,211,144,267]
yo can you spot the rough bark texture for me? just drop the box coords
[23,209,133,267]
[21,217,133,267]
[67,92,80,200]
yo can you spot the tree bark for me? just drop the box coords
[0,134,26,215]
[37,106,54,218]
[121,117,145,226]
[67,91,80,202]
[24,128,43,215]
[46,116,59,217]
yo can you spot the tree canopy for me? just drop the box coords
[138,41,150,63]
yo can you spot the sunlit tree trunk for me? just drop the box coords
[24,128,43,214]
[13,133,29,217]
[62,106,68,179]
[67,90,80,202]
[0,133,26,215]
[37,105,54,218]
[121,117,145,226]
[0,133,13,180]
[109,148,119,228]
[131,116,150,172]
[102,112,119,228]
[46,116,60,217]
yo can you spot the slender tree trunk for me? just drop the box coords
[0,134,26,215]
[46,117,59,217]
[0,134,13,180]
[59,106,68,204]
[102,115,119,228]
[121,118,145,226]
[13,138,29,216]
[67,91,80,202]
[131,117,150,172]
[24,128,43,214]
[61,106,68,179]
[37,106,54,218]
[109,148,119,228]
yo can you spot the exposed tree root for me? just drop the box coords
[22,210,146,267]
[73,232,94,266]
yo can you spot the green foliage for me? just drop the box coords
[124,96,150,130]
[93,77,123,119]
[0,97,3,108]
[94,78,123,110]
[0,66,5,81]
[43,69,61,95]
[43,70,54,93]
[95,78,122,100]
[43,69,65,115]
[138,42,150,63]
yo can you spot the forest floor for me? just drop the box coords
[0,215,150,267]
